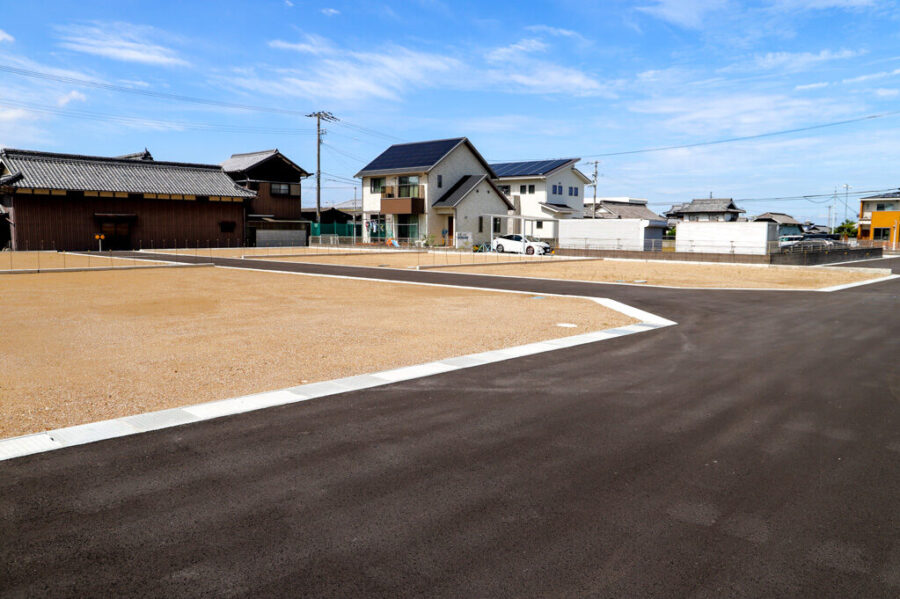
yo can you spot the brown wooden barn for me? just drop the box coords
[222,149,312,246]
[0,148,255,251]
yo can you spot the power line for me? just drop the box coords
[645,187,896,207]
[0,99,317,136]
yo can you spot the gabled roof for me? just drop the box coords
[222,149,310,178]
[754,212,800,225]
[0,148,255,197]
[594,200,665,221]
[678,198,745,214]
[490,158,577,178]
[862,190,900,199]
[432,174,513,209]
[355,138,497,178]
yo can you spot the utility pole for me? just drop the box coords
[586,160,600,218]
[306,111,338,223]
[842,184,851,223]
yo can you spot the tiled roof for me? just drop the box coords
[594,200,664,221]
[862,190,900,199]
[355,138,496,178]
[0,148,254,197]
[490,158,576,178]
[221,149,279,173]
[678,198,745,214]
[754,212,801,225]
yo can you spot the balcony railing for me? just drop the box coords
[377,185,422,199]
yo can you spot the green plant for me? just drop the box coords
[835,219,857,238]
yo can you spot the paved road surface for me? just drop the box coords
[2,255,898,598]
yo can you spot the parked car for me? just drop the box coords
[491,234,552,255]
[778,235,803,248]
[781,239,832,253]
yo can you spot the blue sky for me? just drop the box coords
[1,0,899,221]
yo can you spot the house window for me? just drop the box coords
[528,184,535,194]
[874,227,892,240]
[520,184,527,194]
[876,203,886,211]
[493,217,501,233]
[478,216,483,233]
[574,187,578,196]
[499,185,511,195]
[437,174,443,188]
[536,220,543,229]
[398,175,419,198]
[271,183,289,195]
[370,177,385,194]
[568,187,573,196]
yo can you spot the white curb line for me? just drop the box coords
[0,296,675,462]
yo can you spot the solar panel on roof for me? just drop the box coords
[489,159,572,177]
[359,138,464,173]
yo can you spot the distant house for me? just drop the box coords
[489,158,590,240]
[355,138,513,246]
[857,190,900,244]
[753,212,803,236]
[666,198,746,224]
[222,149,311,246]
[0,148,254,251]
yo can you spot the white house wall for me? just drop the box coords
[502,166,585,240]
[675,221,777,255]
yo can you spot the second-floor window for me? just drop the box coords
[520,185,527,194]
[528,184,535,194]
[437,175,443,188]
[271,183,289,195]
[398,175,419,198]
[499,185,511,195]
[370,177,385,194]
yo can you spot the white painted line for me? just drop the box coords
[0,268,678,462]
[817,274,900,292]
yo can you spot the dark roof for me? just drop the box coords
[540,202,576,214]
[432,174,513,209]
[355,138,496,178]
[222,149,310,178]
[595,200,664,221]
[116,149,154,161]
[490,158,577,178]
[753,212,800,225]
[862,190,900,199]
[677,198,745,214]
[0,148,255,197]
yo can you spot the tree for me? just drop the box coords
[835,219,857,238]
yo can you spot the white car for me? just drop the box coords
[491,234,552,255]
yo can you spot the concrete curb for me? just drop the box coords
[0,262,214,275]
[0,296,675,462]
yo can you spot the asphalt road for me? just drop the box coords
[2,255,898,598]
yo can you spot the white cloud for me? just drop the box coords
[630,93,855,137]
[486,38,548,63]
[0,29,13,43]
[285,0,294,6]
[795,81,829,90]
[320,8,340,16]
[524,25,590,45]
[55,22,189,66]
[749,48,863,71]
[636,0,732,29]
[771,0,876,10]
[57,90,87,107]
[270,34,335,55]
[842,68,900,83]
[875,88,899,97]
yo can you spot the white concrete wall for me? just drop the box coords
[558,219,648,250]
[500,166,586,240]
[675,221,777,255]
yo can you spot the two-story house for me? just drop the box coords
[489,159,589,240]
[857,190,900,245]
[665,198,746,224]
[222,149,311,246]
[355,138,513,246]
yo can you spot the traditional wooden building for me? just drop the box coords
[222,149,311,246]
[0,148,255,251]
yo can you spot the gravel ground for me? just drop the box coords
[0,251,165,271]
[440,258,886,289]
[0,267,632,438]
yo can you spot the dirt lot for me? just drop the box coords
[257,251,561,269]
[0,267,633,437]
[152,247,355,258]
[0,251,165,271]
[440,258,887,289]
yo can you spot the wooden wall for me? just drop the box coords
[249,182,302,220]
[11,191,245,250]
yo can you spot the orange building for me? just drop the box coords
[858,191,900,246]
